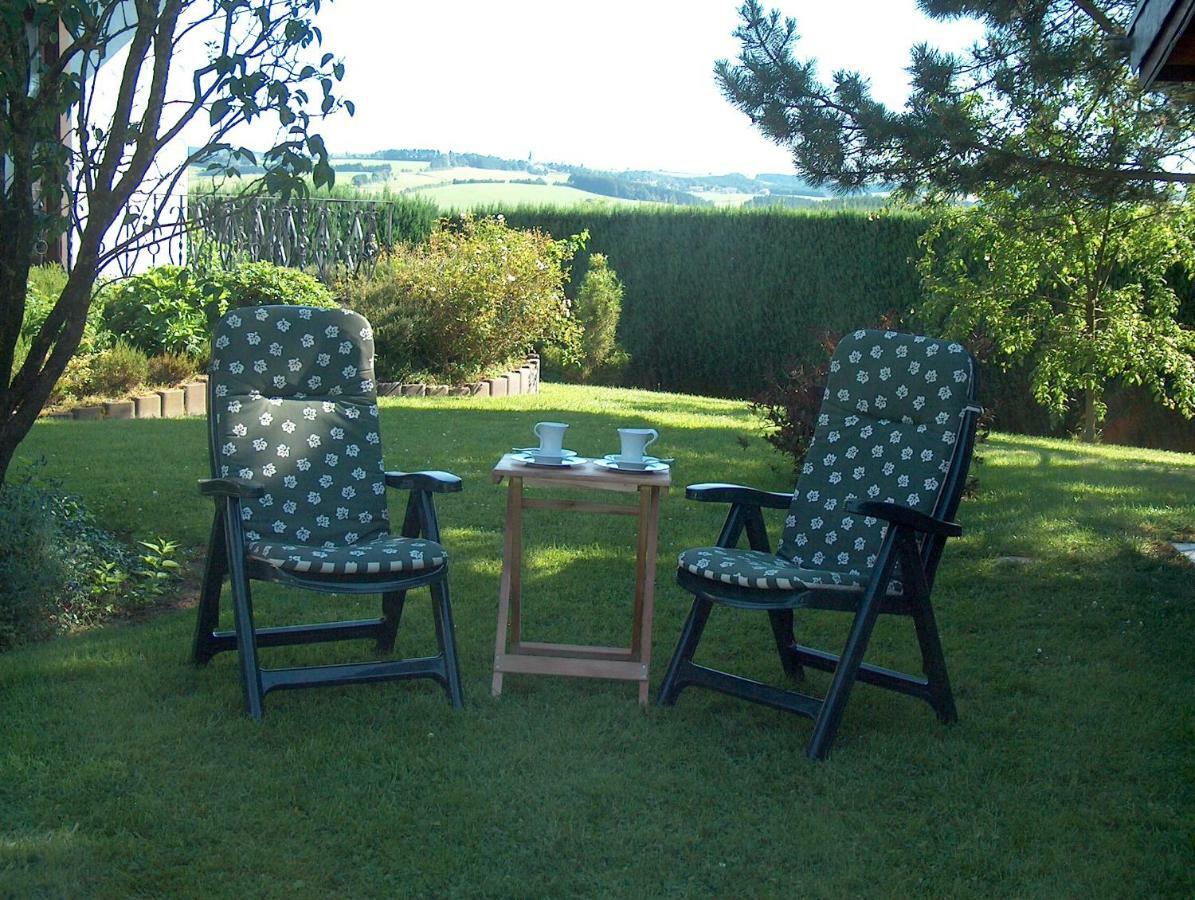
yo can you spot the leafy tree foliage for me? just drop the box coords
[0,0,349,484]
[716,0,1195,199]
[919,188,1195,439]
[718,1,1195,440]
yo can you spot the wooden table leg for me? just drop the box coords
[492,477,524,697]
[631,485,663,706]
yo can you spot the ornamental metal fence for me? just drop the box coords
[189,194,422,282]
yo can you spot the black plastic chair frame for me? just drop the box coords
[192,381,465,720]
[658,402,981,761]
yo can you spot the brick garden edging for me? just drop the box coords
[46,356,540,421]
[43,381,210,421]
[376,356,539,400]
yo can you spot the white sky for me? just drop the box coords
[225,0,985,176]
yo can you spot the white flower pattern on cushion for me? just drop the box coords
[678,547,903,594]
[208,306,438,575]
[770,330,974,583]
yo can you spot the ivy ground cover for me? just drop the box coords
[3,384,1193,896]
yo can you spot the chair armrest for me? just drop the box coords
[198,478,265,500]
[385,470,463,493]
[685,483,791,509]
[847,500,961,538]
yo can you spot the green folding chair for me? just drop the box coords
[192,305,463,718]
[658,329,982,759]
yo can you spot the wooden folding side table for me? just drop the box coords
[490,454,670,705]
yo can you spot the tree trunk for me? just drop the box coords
[1083,388,1098,443]
[0,264,95,487]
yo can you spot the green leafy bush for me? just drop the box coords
[100,266,209,357]
[22,263,70,340]
[212,261,337,311]
[100,262,338,359]
[148,352,199,386]
[22,264,109,354]
[342,215,582,383]
[87,341,150,397]
[0,471,179,651]
[0,478,65,647]
[49,353,95,405]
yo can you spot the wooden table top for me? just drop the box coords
[491,453,671,494]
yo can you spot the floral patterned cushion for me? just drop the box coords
[776,330,976,580]
[679,546,901,594]
[209,306,391,551]
[248,535,446,576]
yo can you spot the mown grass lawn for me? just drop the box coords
[3,383,1193,897]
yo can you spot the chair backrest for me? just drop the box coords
[777,330,979,584]
[207,305,389,548]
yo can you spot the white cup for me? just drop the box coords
[618,427,658,461]
[533,421,568,456]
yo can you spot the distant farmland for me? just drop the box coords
[189,148,889,211]
[405,181,640,209]
[190,162,639,209]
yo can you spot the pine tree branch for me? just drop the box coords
[1073,0,1122,38]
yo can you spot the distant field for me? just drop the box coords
[405,181,640,209]
[189,163,605,209]
[344,166,572,197]
[692,190,756,207]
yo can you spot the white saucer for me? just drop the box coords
[512,452,588,468]
[594,457,670,474]
[513,447,577,463]
[601,454,669,471]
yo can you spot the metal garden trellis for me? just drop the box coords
[188,194,403,283]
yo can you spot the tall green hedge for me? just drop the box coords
[493,206,930,397]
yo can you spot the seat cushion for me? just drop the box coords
[248,535,446,576]
[678,546,900,594]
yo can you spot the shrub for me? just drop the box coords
[0,471,178,651]
[342,215,582,383]
[751,345,834,476]
[752,314,901,475]
[100,266,209,357]
[22,263,69,341]
[88,341,150,397]
[49,353,94,404]
[100,262,338,359]
[211,261,337,311]
[573,253,625,378]
[148,352,199,386]
[22,264,109,354]
[0,478,65,648]
[753,313,989,493]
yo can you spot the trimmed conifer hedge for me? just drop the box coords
[494,206,930,398]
